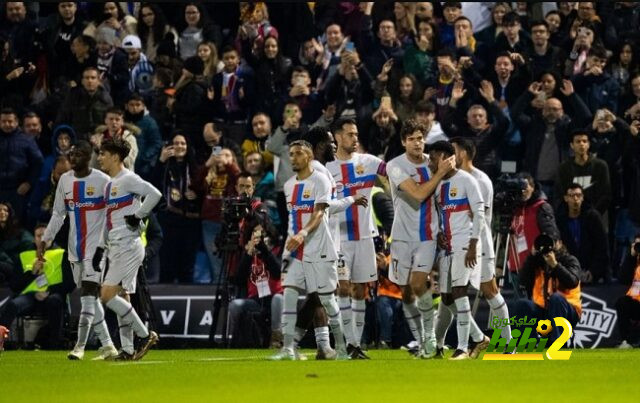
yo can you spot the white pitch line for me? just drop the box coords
[111,360,170,366]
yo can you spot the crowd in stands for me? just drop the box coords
[1,2,640,348]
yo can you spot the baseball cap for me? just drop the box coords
[121,35,142,50]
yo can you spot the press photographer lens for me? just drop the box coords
[534,234,555,255]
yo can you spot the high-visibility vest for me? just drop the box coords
[20,249,65,294]
[532,269,582,317]
[626,264,640,302]
[370,186,384,230]
[141,218,148,247]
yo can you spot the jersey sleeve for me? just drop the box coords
[43,178,68,243]
[314,174,332,206]
[387,162,410,189]
[125,173,162,218]
[327,195,355,214]
[466,176,485,241]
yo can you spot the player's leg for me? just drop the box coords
[315,261,347,357]
[412,241,437,357]
[272,259,305,360]
[481,257,511,343]
[349,239,376,358]
[435,254,453,356]
[337,279,355,347]
[390,241,422,351]
[270,293,283,348]
[81,280,118,360]
[308,293,335,359]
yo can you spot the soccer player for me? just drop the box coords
[95,139,161,360]
[450,137,511,347]
[326,118,386,359]
[272,140,344,360]
[386,120,455,358]
[38,140,118,360]
[428,140,489,360]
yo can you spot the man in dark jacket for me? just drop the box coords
[125,93,162,181]
[514,234,582,344]
[556,183,609,284]
[572,46,620,114]
[554,130,611,216]
[40,2,87,84]
[0,108,43,219]
[441,80,509,179]
[56,67,114,140]
[511,79,592,196]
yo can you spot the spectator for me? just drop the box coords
[137,3,177,62]
[621,73,640,121]
[564,21,598,77]
[230,174,283,348]
[556,183,610,284]
[89,107,139,171]
[494,12,532,59]
[198,122,242,167]
[316,23,346,92]
[376,72,421,123]
[0,202,33,282]
[243,34,292,125]
[125,93,162,180]
[572,46,621,114]
[438,2,462,49]
[94,26,130,106]
[325,48,372,121]
[526,19,566,79]
[514,234,582,345]
[198,41,223,82]
[83,2,137,41]
[0,2,38,66]
[154,132,202,284]
[295,38,324,86]
[147,67,174,139]
[121,35,155,97]
[0,36,36,111]
[178,3,222,60]
[615,234,640,348]
[476,2,511,48]
[242,113,274,167]
[22,111,51,157]
[360,4,404,83]
[288,66,323,125]
[40,2,88,85]
[26,155,70,230]
[198,147,240,284]
[0,224,75,350]
[511,79,592,197]
[402,19,438,88]
[360,101,401,161]
[441,80,509,178]
[171,56,208,148]
[545,10,564,47]
[554,130,611,216]
[414,100,447,146]
[604,2,640,49]
[67,35,98,88]
[507,173,560,298]
[39,125,75,192]
[207,46,255,146]
[243,151,278,229]
[608,41,639,98]
[0,108,43,218]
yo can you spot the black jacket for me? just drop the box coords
[511,91,592,178]
[520,250,581,300]
[56,86,114,139]
[556,203,610,282]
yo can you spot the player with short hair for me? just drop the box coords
[428,140,489,360]
[95,139,161,360]
[39,140,118,360]
[271,140,345,360]
[327,118,386,359]
[450,137,511,350]
[386,120,455,358]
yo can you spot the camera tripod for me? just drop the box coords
[208,242,238,347]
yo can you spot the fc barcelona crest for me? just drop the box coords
[303,189,311,199]
[110,186,118,196]
[86,186,95,196]
[450,187,458,197]
[356,164,365,175]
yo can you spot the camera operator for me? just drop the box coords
[514,234,582,343]
[507,172,560,298]
[229,173,283,348]
[614,234,640,348]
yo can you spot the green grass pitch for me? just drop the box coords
[1,348,636,402]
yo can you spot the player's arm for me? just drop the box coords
[127,175,162,224]
[39,179,67,258]
[465,179,485,268]
[285,203,329,252]
[327,194,368,214]
[397,157,454,203]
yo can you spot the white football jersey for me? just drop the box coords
[284,169,338,262]
[387,153,439,242]
[435,170,484,252]
[43,169,110,262]
[327,153,386,241]
[104,168,161,242]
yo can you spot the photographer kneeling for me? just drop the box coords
[514,234,582,343]
[229,174,283,348]
[615,234,640,348]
